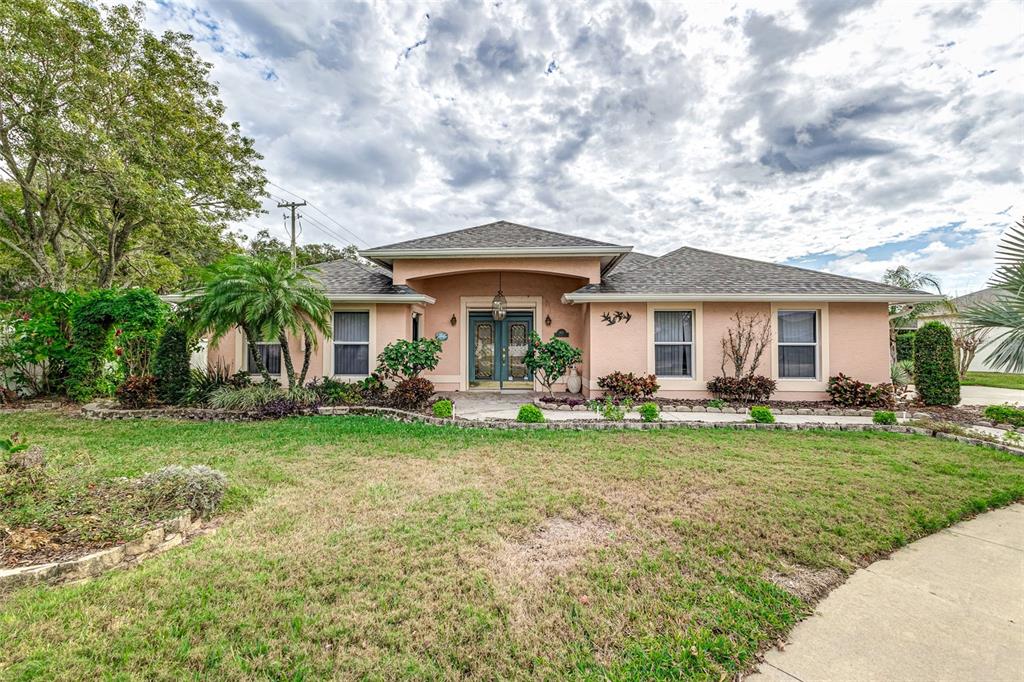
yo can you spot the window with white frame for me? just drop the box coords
[334,311,369,375]
[654,310,694,377]
[247,339,281,374]
[777,310,818,379]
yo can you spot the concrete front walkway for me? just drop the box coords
[443,392,886,427]
[748,504,1024,682]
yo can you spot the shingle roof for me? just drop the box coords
[362,220,626,252]
[918,287,997,317]
[608,251,657,274]
[311,258,429,299]
[570,246,937,299]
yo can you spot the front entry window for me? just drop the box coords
[248,341,281,374]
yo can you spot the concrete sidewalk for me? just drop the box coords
[748,504,1024,682]
[960,384,1024,407]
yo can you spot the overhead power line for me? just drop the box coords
[267,181,370,247]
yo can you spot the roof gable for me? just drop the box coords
[362,221,627,253]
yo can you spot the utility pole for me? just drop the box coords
[277,200,306,268]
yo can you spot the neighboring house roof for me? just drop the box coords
[360,221,631,274]
[564,246,942,303]
[607,251,657,274]
[312,258,434,303]
[918,287,998,318]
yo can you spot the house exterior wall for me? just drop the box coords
[411,270,588,391]
[205,267,892,400]
[585,300,892,400]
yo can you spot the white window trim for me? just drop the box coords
[646,302,703,387]
[771,303,829,391]
[326,304,376,379]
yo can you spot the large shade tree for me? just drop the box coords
[961,217,1024,372]
[0,0,265,291]
[189,255,331,389]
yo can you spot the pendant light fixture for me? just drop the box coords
[491,271,507,321]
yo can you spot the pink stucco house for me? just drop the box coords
[208,221,940,400]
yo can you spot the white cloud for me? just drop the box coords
[144,0,1022,291]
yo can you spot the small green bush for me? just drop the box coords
[587,397,632,421]
[306,376,363,406]
[749,405,774,423]
[136,464,227,518]
[872,410,897,425]
[638,401,660,422]
[895,331,915,362]
[432,399,453,418]
[517,403,545,423]
[914,322,960,406]
[706,398,725,409]
[983,404,1024,427]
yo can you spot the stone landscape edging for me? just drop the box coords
[79,403,1024,458]
[532,398,891,418]
[0,512,210,594]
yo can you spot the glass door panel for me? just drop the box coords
[506,320,530,381]
[471,317,498,387]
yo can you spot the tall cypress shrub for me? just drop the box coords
[153,323,191,404]
[895,331,915,362]
[914,322,959,406]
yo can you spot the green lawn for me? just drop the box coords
[962,371,1024,390]
[1,414,1022,680]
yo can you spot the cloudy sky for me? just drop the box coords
[146,0,1022,294]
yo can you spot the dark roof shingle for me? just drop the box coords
[571,247,935,298]
[312,258,426,298]
[362,221,626,252]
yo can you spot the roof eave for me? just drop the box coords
[562,292,946,304]
[359,246,631,262]
[327,293,436,304]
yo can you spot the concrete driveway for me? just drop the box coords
[960,385,1024,407]
[748,504,1024,682]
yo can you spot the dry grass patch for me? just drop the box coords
[766,564,846,603]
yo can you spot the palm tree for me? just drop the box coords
[883,265,942,361]
[188,255,331,388]
[961,217,1024,372]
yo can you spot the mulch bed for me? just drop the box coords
[538,395,839,410]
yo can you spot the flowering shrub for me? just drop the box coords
[596,372,659,401]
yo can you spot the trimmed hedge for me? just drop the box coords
[914,322,960,406]
[895,332,915,362]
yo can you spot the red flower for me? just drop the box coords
[20,313,29,321]
[114,328,123,337]
[114,346,123,356]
